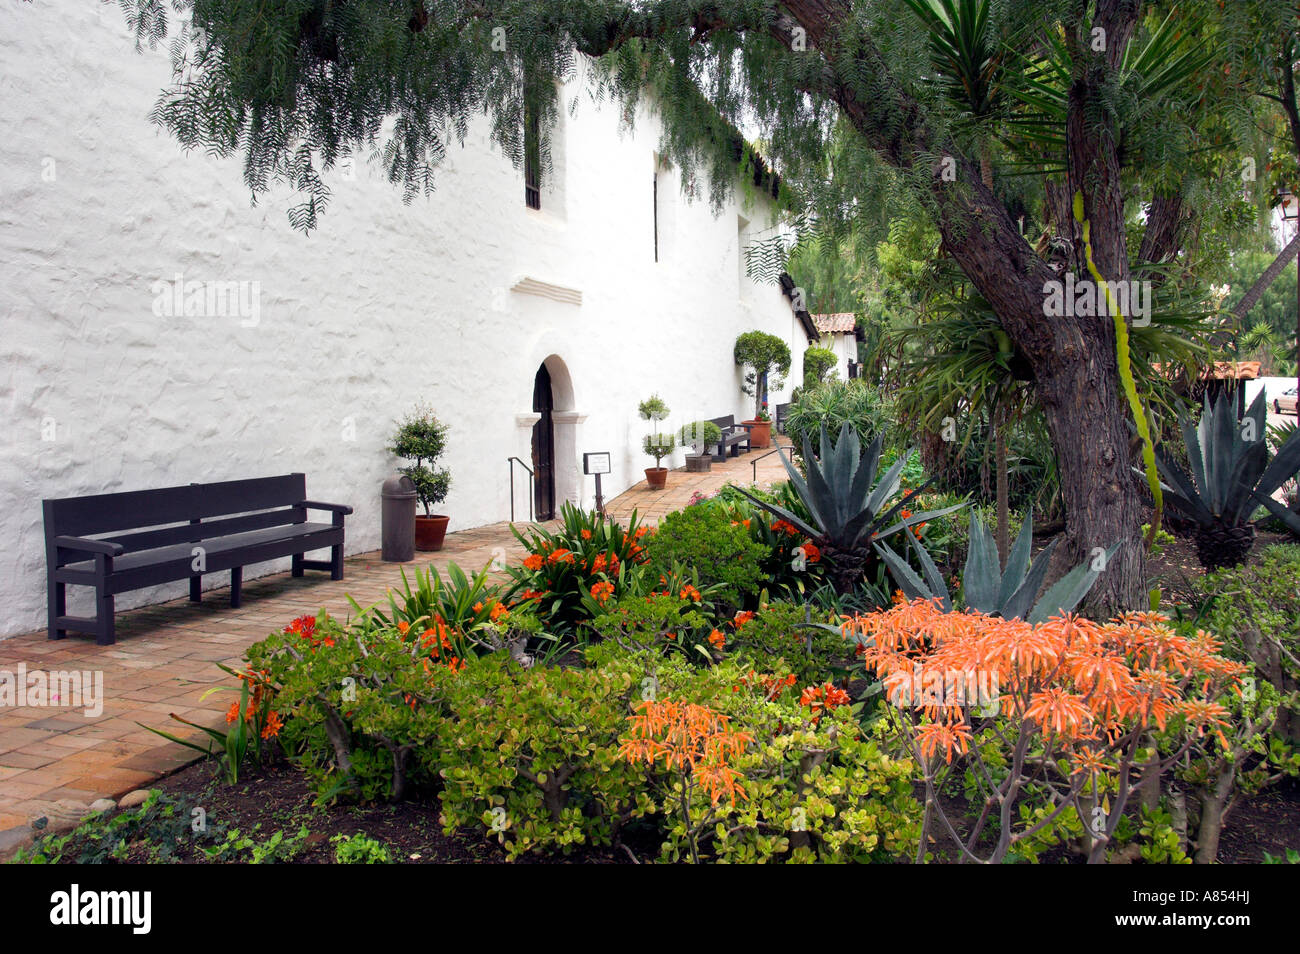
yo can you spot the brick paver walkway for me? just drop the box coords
[0,438,791,834]
[605,436,792,523]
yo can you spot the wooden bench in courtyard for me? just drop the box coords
[42,474,352,645]
[707,415,753,462]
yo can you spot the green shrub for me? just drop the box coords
[803,345,838,389]
[729,601,853,684]
[244,612,456,803]
[1196,545,1300,741]
[332,832,392,864]
[590,591,715,658]
[643,698,921,864]
[430,651,657,860]
[786,378,893,459]
[644,504,770,608]
[679,419,722,453]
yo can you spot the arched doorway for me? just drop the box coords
[531,363,556,520]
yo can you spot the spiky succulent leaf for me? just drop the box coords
[962,514,1002,614]
[1028,543,1119,624]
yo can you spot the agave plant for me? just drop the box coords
[736,423,965,594]
[875,510,1116,623]
[1151,392,1300,570]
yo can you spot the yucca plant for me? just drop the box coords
[735,423,965,594]
[875,510,1115,623]
[1151,392,1300,570]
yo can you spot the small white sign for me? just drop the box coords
[583,452,611,475]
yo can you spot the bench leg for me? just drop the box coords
[230,567,242,609]
[291,553,304,578]
[48,578,66,640]
[95,587,115,646]
[330,544,344,581]
[190,575,202,603]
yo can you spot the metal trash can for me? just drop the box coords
[380,474,417,562]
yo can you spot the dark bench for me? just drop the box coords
[707,415,753,462]
[43,474,352,645]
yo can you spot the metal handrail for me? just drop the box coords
[507,457,535,522]
[751,443,794,482]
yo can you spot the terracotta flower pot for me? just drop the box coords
[644,467,668,490]
[415,514,450,551]
[744,420,772,449]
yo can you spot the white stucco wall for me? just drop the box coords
[0,3,802,639]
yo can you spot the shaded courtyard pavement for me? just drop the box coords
[0,437,792,837]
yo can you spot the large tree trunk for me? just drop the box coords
[776,0,1148,613]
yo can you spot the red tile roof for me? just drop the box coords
[813,313,856,334]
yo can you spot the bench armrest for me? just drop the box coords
[299,500,354,516]
[53,535,124,557]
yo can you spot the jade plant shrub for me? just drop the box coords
[428,647,667,860]
[724,601,853,685]
[507,503,651,634]
[1193,544,1300,741]
[621,678,921,863]
[643,504,770,610]
[589,590,716,660]
[242,611,465,803]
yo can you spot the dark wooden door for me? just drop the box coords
[531,364,555,520]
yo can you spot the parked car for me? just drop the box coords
[1275,386,1298,416]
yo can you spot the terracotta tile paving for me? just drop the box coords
[0,438,790,833]
[605,435,792,524]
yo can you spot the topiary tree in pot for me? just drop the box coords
[639,394,674,489]
[391,404,452,551]
[734,330,790,448]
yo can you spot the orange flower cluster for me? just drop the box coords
[707,628,726,649]
[771,519,801,537]
[733,611,756,628]
[590,580,615,604]
[619,699,753,806]
[732,671,797,701]
[226,667,282,738]
[799,541,821,563]
[679,584,702,602]
[285,614,333,648]
[523,553,545,571]
[800,682,851,722]
[843,600,1246,768]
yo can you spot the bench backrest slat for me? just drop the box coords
[44,474,309,556]
[195,474,306,517]
[43,485,198,539]
[709,415,737,431]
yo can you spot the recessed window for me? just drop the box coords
[524,104,541,210]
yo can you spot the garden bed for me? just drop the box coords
[26,754,1300,864]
